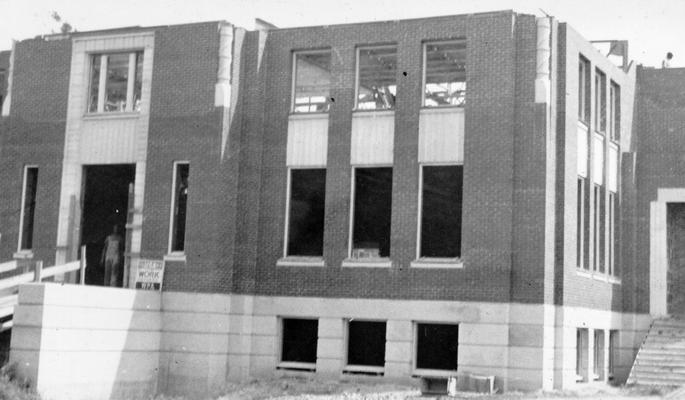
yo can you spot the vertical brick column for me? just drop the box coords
[385,320,413,377]
[316,318,344,375]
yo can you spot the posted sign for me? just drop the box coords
[134,259,165,290]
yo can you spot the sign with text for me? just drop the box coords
[134,259,165,290]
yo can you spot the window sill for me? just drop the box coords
[351,109,395,116]
[163,253,186,263]
[341,258,391,268]
[420,105,465,112]
[343,365,384,375]
[411,258,463,269]
[277,361,316,372]
[276,257,325,267]
[13,251,33,260]
[288,111,330,119]
[575,268,621,284]
[83,111,140,120]
[412,368,458,378]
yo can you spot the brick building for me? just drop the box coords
[0,9,683,399]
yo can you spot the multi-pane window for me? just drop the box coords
[281,318,318,365]
[286,169,326,257]
[579,56,590,123]
[594,69,606,132]
[351,168,393,259]
[292,52,331,113]
[88,51,144,113]
[18,167,38,251]
[577,177,586,269]
[169,162,189,253]
[415,323,459,371]
[419,165,463,258]
[610,81,621,141]
[356,46,397,110]
[423,40,466,107]
[347,320,386,368]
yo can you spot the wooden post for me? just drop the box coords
[34,260,43,283]
[79,245,87,285]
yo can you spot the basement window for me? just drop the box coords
[169,162,189,254]
[18,166,38,251]
[594,69,606,133]
[415,323,459,372]
[418,165,463,259]
[423,40,466,107]
[346,320,386,373]
[350,167,392,259]
[280,318,318,369]
[356,46,397,110]
[286,169,326,257]
[292,51,331,113]
[88,51,144,113]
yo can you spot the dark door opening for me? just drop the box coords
[667,203,685,315]
[81,164,135,287]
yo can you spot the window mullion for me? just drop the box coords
[97,55,108,113]
[126,53,136,112]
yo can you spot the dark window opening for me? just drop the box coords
[420,166,463,258]
[281,318,318,364]
[579,56,590,123]
[595,69,606,132]
[577,177,585,269]
[608,330,618,380]
[171,163,189,253]
[357,47,397,110]
[287,169,326,256]
[610,82,621,140]
[19,167,38,250]
[424,40,466,107]
[610,193,619,276]
[293,52,331,113]
[347,320,386,367]
[416,323,458,371]
[352,168,392,258]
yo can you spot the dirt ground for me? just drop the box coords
[160,377,682,400]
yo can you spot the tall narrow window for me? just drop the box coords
[593,330,605,380]
[577,177,586,269]
[608,192,617,276]
[608,330,619,380]
[18,167,38,251]
[579,56,590,123]
[356,46,397,110]
[351,168,392,258]
[169,163,189,253]
[594,69,606,133]
[286,169,326,257]
[88,51,144,113]
[592,185,604,272]
[423,40,466,107]
[292,52,331,113]
[419,165,463,258]
[576,328,589,382]
[610,82,621,141]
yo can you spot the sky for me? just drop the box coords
[0,0,683,68]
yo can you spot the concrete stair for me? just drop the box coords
[628,317,685,386]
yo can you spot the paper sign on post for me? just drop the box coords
[134,259,165,290]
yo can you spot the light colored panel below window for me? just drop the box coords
[350,111,394,165]
[286,114,329,167]
[591,133,604,186]
[577,122,589,178]
[607,143,618,193]
[79,118,138,164]
[418,108,464,163]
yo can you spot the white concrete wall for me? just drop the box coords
[9,284,651,399]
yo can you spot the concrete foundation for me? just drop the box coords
[10,283,650,399]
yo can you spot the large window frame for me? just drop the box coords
[413,322,460,376]
[87,50,144,114]
[354,45,397,111]
[167,161,189,255]
[609,81,621,141]
[17,166,39,253]
[579,55,590,124]
[282,168,327,261]
[594,68,607,133]
[577,176,587,270]
[422,39,467,108]
[278,317,318,371]
[291,50,332,114]
[344,319,387,375]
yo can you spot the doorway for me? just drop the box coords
[80,164,135,286]
[667,203,685,315]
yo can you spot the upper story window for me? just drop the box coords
[356,46,397,110]
[578,56,590,124]
[88,51,143,113]
[594,69,606,133]
[423,40,466,107]
[609,81,621,141]
[292,51,331,113]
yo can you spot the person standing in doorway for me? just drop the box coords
[101,225,124,287]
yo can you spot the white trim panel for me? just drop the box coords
[577,122,589,178]
[591,133,604,186]
[350,111,394,165]
[286,114,328,167]
[418,108,464,163]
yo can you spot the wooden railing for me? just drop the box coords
[0,246,87,331]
